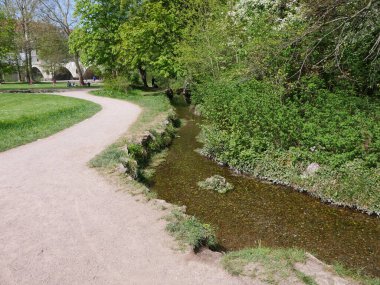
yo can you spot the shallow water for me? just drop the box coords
[151,104,380,277]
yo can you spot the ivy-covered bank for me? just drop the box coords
[194,79,380,216]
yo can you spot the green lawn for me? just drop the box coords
[0,93,101,152]
[0,82,102,90]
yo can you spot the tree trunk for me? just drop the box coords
[15,54,22,82]
[27,49,33,83]
[138,66,148,87]
[24,50,31,83]
[74,51,84,85]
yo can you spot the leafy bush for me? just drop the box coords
[196,79,380,213]
[104,76,130,92]
[128,143,148,165]
[198,175,234,194]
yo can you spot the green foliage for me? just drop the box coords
[73,0,195,82]
[165,209,217,249]
[198,175,234,194]
[118,1,183,79]
[0,11,16,75]
[198,78,380,167]
[71,0,127,73]
[298,0,380,92]
[128,143,148,165]
[197,79,380,213]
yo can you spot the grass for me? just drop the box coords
[222,248,380,284]
[0,93,101,151]
[0,82,102,90]
[333,262,380,285]
[222,247,309,284]
[165,209,217,250]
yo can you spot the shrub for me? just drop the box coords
[104,76,130,92]
[128,143,148,165]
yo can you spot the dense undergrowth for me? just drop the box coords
[194,79,380,214]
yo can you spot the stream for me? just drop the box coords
[151,102,380,277]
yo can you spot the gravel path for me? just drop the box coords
[0,90,248,285]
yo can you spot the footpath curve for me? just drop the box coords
[0,90,248,285]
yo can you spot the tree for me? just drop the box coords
[288,0,380,93]
[2,0,39,83]
[72,0,196,86]
[117,0,205,86]
[118,1,185,86]
[38,0,85,85]
[70,0,128,77]
[0,10,16,80]
[34,22,71,78]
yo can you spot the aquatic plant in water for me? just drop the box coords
[198,175,234,194]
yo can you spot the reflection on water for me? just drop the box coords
[151,104,380,277]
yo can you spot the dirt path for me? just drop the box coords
[0,90,249,285]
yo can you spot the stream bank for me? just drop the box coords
[151,100,380,278]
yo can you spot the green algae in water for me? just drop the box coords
[198,175,234,194]
[151,101,380,278]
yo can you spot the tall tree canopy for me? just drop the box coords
[70,0,128,75]
[72,0,202,85]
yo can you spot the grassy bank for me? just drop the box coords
[90,88,218,250]
[222,247,380,285]
[89,89,174,171]
[195,79,380,215]
[222,247,309,283]
[0,93,100,152]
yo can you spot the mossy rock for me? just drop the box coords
[198,175,234,194]
[121,157,139,179]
